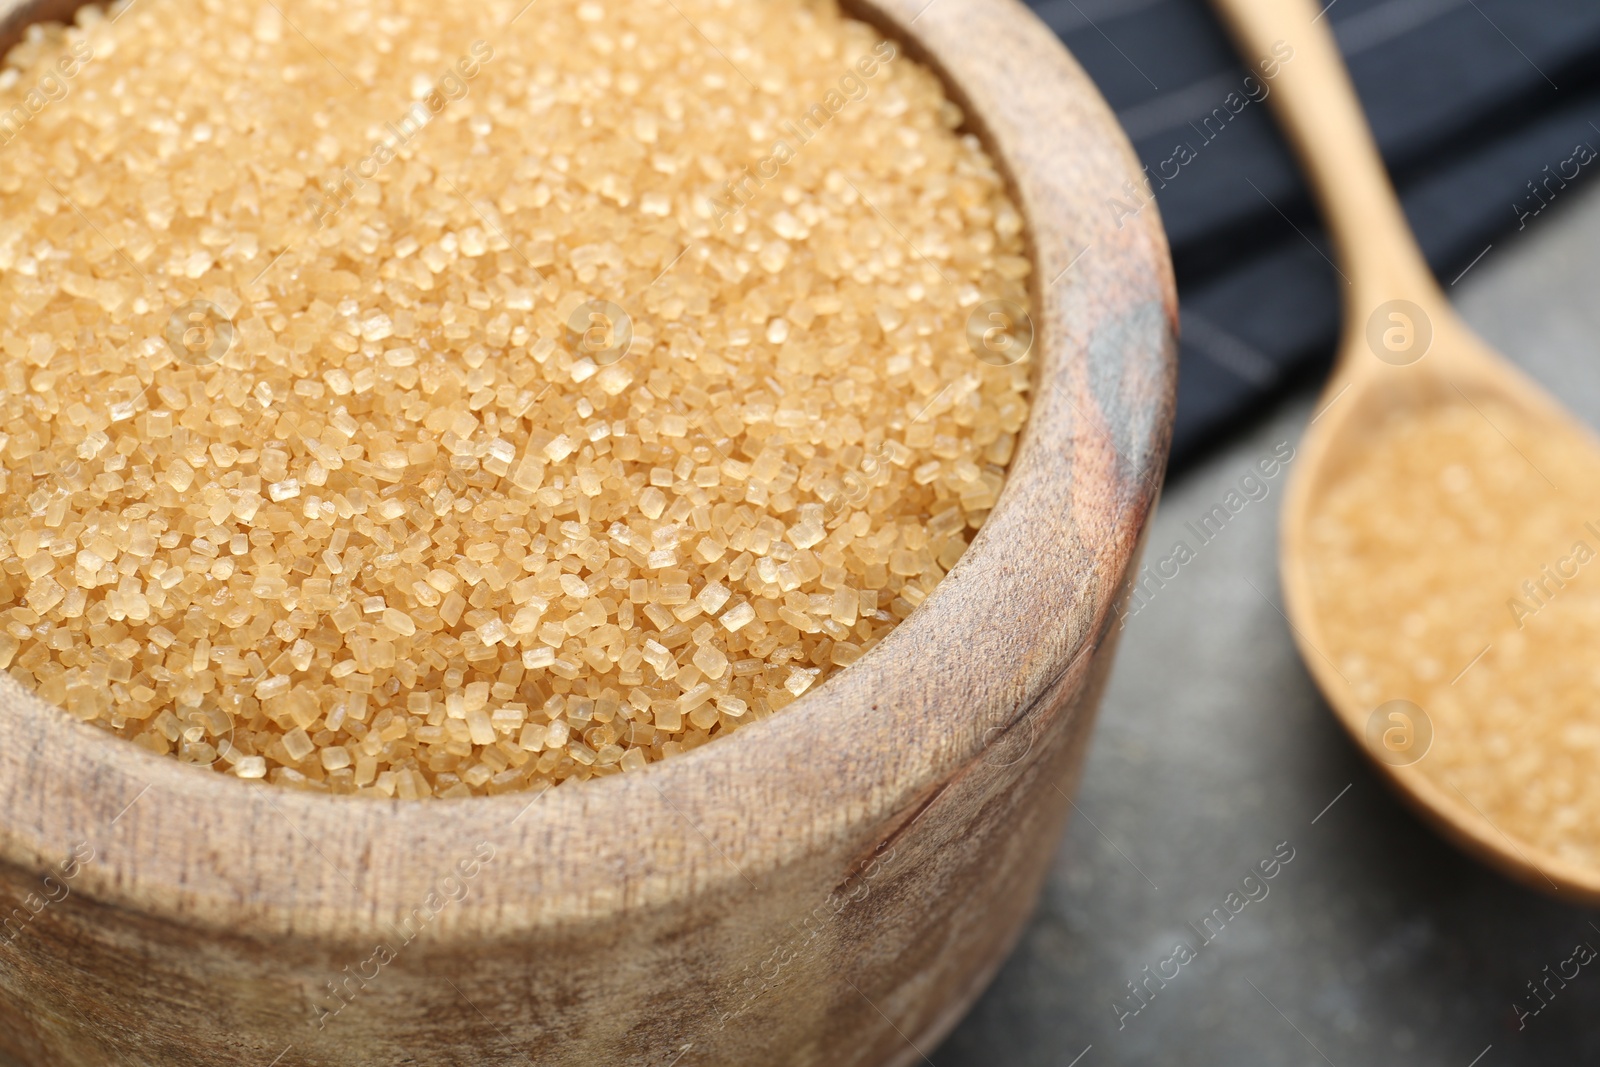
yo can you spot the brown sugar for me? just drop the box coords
[1309,398,1600,866]
[0,0,1032,795]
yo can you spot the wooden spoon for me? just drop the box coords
[1212,0,1600,899]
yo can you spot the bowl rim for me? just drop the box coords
[0,0,1176,939]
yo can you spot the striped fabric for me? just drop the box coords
[1031,0,1600,467]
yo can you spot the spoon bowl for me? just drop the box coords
[1283,313,1600,900]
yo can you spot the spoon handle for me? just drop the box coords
[1208,0,1440,332]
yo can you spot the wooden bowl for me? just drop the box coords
[0,0,1175,1062]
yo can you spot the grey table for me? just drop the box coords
[929,186,1600,1064]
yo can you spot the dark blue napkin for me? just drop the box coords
[1030,0,1600,470]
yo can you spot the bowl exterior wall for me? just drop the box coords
[0,600,1132,1067]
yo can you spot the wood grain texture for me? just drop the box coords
[0,0,1177,1060]
[1214,0,1600,901]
